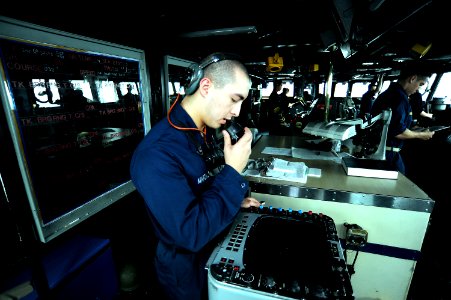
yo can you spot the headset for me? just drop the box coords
[185,52,242,95]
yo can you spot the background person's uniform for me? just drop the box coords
[409,90,433,127]
[372,82,412,174]
[410,91,424,126]
[130,100,249,299]
[268,89,282,134]
[358,88,377,121]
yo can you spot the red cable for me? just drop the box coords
[167,93,206,140]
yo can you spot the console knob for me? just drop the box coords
[241,272,254,283]
[288,280,301,294]
[263,276,276,289]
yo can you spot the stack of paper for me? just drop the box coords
[242,158,309,183]
[265,159,308,183]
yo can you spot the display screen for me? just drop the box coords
[0,22,149,242]
[243,215,333,282]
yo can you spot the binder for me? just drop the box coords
[342,157,398,180]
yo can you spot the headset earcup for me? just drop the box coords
[185,64,203,95]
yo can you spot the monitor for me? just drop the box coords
[243,215,332,280]
[0,16,151,242]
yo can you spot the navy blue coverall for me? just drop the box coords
[130,101,249,299]
[372,82,413,174]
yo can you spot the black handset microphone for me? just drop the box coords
[202,119,245,175]
[224,119,245,145]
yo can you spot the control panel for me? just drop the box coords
[207,206,354,300]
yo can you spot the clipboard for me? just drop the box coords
[428,125,450,132]
[412,126,450,132]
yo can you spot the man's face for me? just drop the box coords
[406,76,429,96]
[203,73,250,129]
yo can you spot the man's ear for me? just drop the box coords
[198,77,212,96]
[410,75,417,83]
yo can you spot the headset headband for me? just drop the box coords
[185,52,241,95]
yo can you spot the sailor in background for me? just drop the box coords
[358,77,383,121]
[371,64,434,175]
[410,90,434,127]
